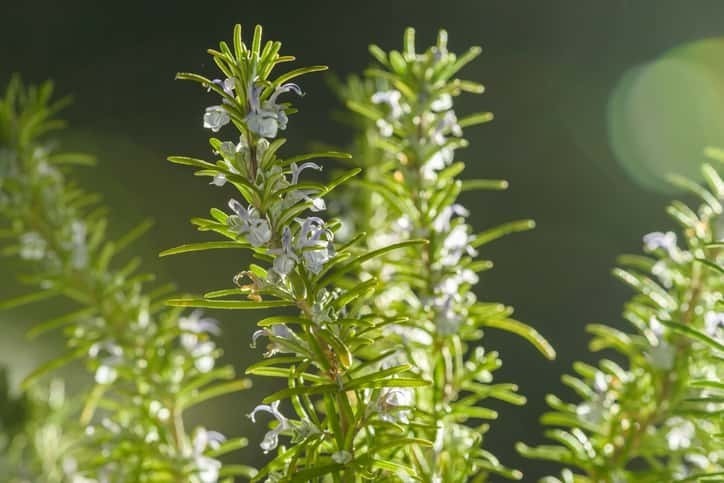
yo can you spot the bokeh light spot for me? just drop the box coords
[608,37,724,193]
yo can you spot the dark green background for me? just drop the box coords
[2,1,724,480]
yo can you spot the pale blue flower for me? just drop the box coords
[203,106,230,132]
[371,90,404,119]
[251,323,298,357]
[179,310,221,336]
[433,295,462,335]
[211,138,246,186]
[431,111,462,145]
[246,81,303,138]
[421,146,454,180]
[440,224,476,266]
[290,161,321,185]
[248,400,290,453]
[179,310,220,373]
[203,78,236,132]
[436,269,477,297]
[295,217,334,274]
[285,162,326,212]
[191,427,225,483]
[211,78,235,97]
[643,231,678,258]
[227,199,272,247]
[704,311,723,336]
[433,204,469,233]
[269,226,298,276]
[190,341,216,373]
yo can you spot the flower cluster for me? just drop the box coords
[342,28,554,481]
[519,162,724,481]
[197,71,336,287]
[0,77,251,482]
[168,25,429,481]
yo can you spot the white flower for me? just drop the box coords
[440,224,477,267]
[88,342,123,385]
[421,147,454,180]
[704,311,723,337]
[246,82,303,138]
[94,365,117,385]
[178,311,220,373]
[433,295,463,335]
[376,118,393,137]
[19,231,47,260]
[210,173,227,186]
[189,341,216,373]
[227,199,272,247]
[643,231,677,258]
[248,400,290,453]
[430,94,452,112]
[666,418,695,450]
[436,269,478,297]
[432,204,469,233]
[203,106,230,132]
[191,427,225,483]
[180,310,220,342]
[371,90,404,119]
[430,111,462,145]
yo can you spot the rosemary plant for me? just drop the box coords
[0,367,84,482]
[518,160,724,482]
[340,28,556,481]
[166,25,431,481]
[0,77,251,482]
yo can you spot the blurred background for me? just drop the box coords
[3,0,724,479]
